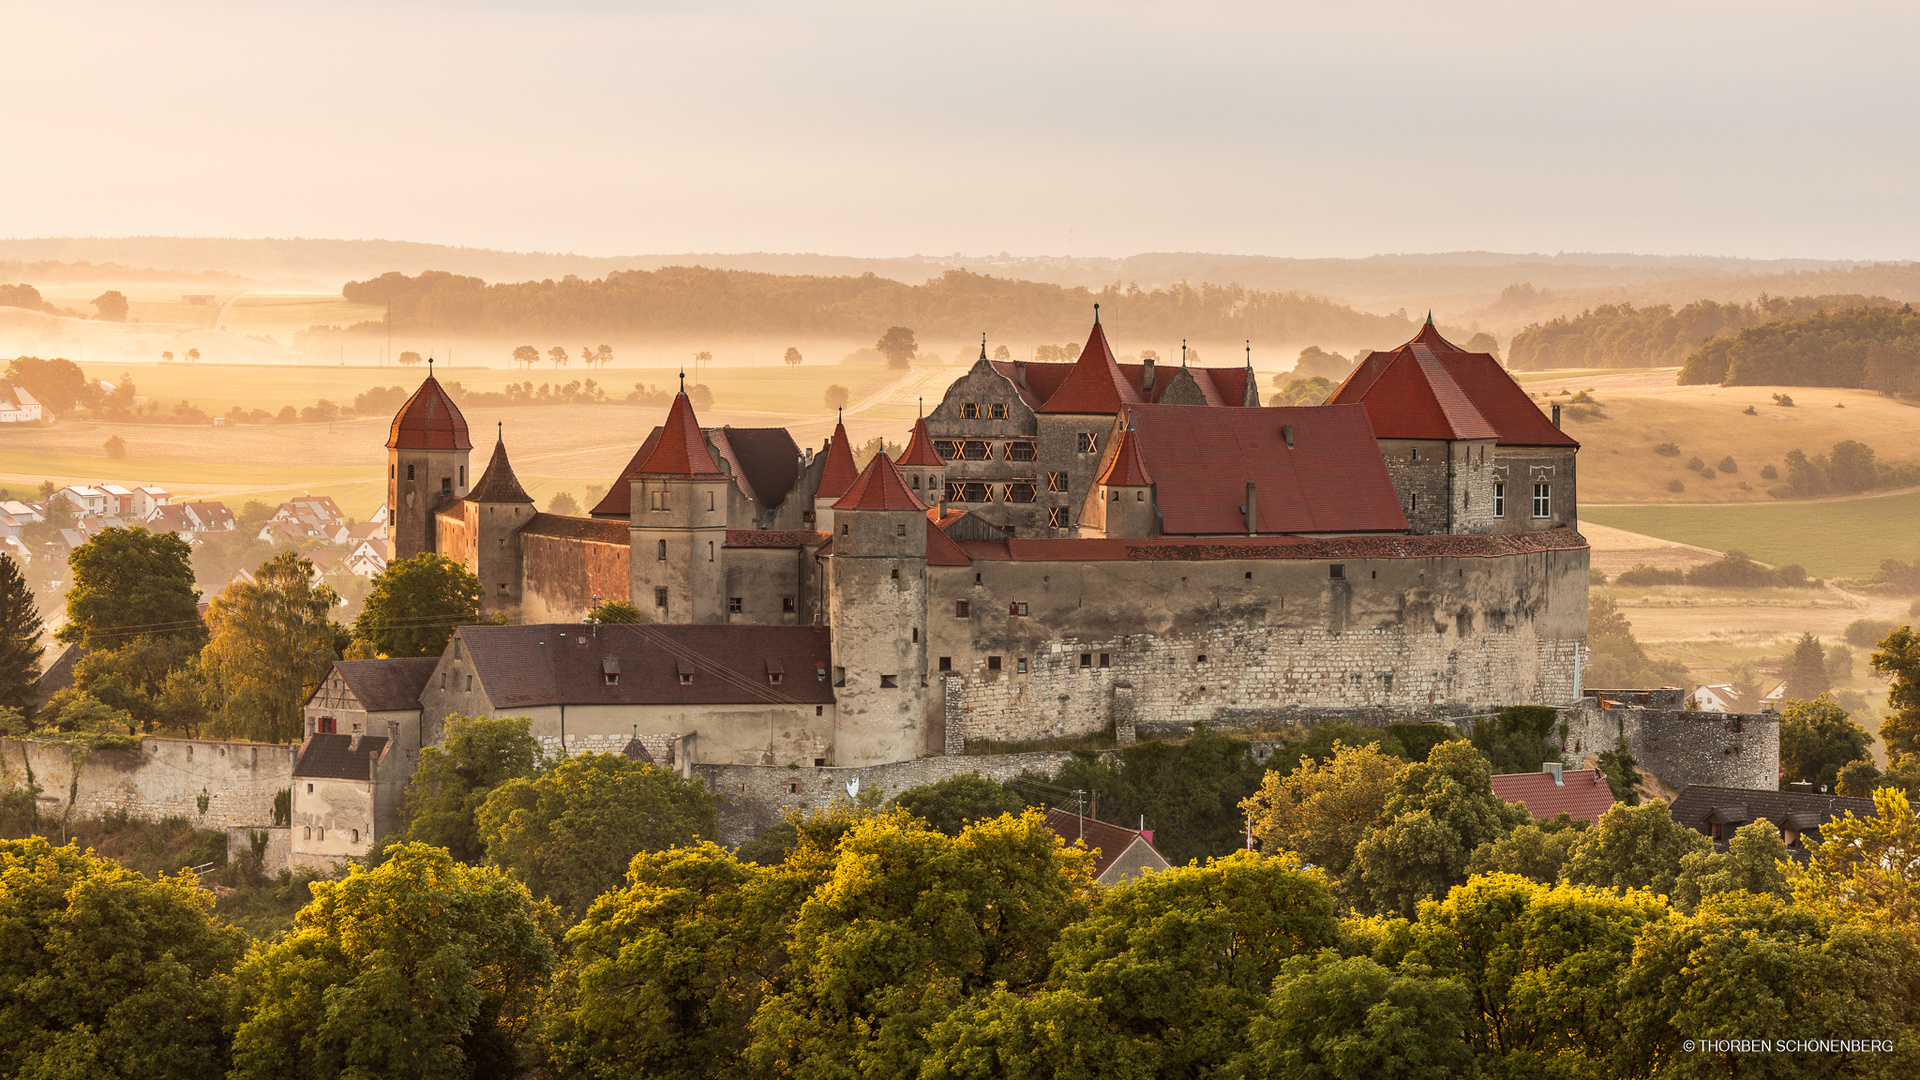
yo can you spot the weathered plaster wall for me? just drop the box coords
[1490,448,1579,533]
[290,773,375,870]
[520,531,630,623]
[722,546,806,626]
[0,737,293,830]
[227,825,291,876]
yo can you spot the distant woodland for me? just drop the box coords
[1678,304,1920,390]
[312,267,1415,346]
[1505,294,1897,370]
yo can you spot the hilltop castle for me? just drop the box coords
[351,314,1588,776]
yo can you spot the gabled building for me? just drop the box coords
[0,384,43,422]
[1491,763,1616,825]
[1669,783,1875,857]
[181,500,235,531]
[292,657,440,869]
[1042,807,1171,884]
[56,486,109,517]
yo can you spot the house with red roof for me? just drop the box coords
[1491,763,1616,825]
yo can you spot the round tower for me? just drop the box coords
[387,368,472,563]
[896,411,949,508]
[826,452,929,765]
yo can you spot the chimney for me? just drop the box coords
[1281,424,1294,449]
[1017,363,1028,388]
[1551,402,1562,428]
[1542,761,1564,785]
[349,731,361,751]
[1141,356,1156,394]
[1245,481,1257,536]
[1789,780,1814,794]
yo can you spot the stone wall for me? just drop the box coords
[520,529,630,624]
[695,750,1085,846]
[1561,701,1779,793]
[0,737,294,830]
[227,825,291,876]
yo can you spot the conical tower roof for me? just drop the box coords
[816,418,861,499]
[636,392,725,478]
[387,374,472,450]
[897,416,946,467]
[1097,422,1154,487]
[832,452,928,512]
[1037,311,1143,414]
[468,430,534,504]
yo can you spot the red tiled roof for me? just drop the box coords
[591,427,664,517]
[833,452,928,512]
[816,422,861,500]
[898,416,946,467]
[946,527,1587,564]
[1037,320,1144,414]
[467,437,534,504]
[459,623,835,707]
[1491,769,1617,825]
[387,375,472,451]
[636,393,725,478]
[1097,424,1154,487]
[992,358,1253,412]
[1123,404,1406,534]
[1332,324,1576,448]
[1043,808,1165,880]
[726,529,829,549]
[926,520,973,566]
[520,513,630,543]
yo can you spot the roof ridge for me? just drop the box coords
[636,392,725,478]
[1037,317,1143,413]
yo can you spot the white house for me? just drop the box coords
[56,486,109,517]
[1691,683,1741,712]
[0,385,43,422]
[1761,682,1786,710]
[132,486,171,519]
[345,538,387,578]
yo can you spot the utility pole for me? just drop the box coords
[1074,789,1086,842]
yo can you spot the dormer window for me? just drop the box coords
[677,660,694,686]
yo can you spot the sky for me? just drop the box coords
[4,0,1918,261]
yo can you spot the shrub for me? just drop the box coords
[1616,565,1685,587]
[1666,479,1685,493]
[824,384,850,409]
[1590,569,1608,586]
[1845,619,1899,648]
[1772,393,1795,406]
[1653,442,1681,456]
[1742,405,1757,415]
[1718,456,1737,473]
[1701,468,1716,479]
[1759,464,1779,480]
[102,434,126,459]
[1685,456,1705,472]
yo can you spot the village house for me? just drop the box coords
[0,384,43,422]
[1490,762,1617,825]
[1042,808,1171,885]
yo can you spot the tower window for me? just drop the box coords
[891,567,900,579]
[1046,472,1067,493]
[987,656,1001,671]
[912,628,918,642]
[897,523,907,536]
[1078,433,1098,454]
[1330,564,1345,579]
[655,586,669,608]
[407,464,415,480]
[459,465,465,486]
[1015,658,1028,674]
[708,541,715,562]
[1410,493,1418,513]
[783,596,796,612]
[939,656,951,670]
[1047,507,1067,528]
[707,491,715,510]
[728,597,743,613]
[658,539,667,560]
[842,524,849,535]
[1411,447,1419,462]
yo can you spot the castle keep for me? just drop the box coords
[295,314,1590,862]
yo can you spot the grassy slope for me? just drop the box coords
[1582,492,1920,580]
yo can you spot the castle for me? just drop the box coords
[344,312,1588,778]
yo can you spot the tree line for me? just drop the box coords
[321,266,1415,344]
[1679,302,1920,388]
[1506,293,1897,371]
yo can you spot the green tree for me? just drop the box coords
[1042,724,1270,865]
[229,843,560,1080]
[58,526,205,651]
[199,551,342,742]
[382,713,543,863]
[922,986,1147,1080]
[1464,814,1587,884]
[49,633,201,734]
[0,553,45,721]
[1778,693,1873,792]
[1261,722,1409,777]
[103,433,126,459]
[546,490,580,516]
[91,290,129,321]
[512,344,539,369]
[1870,624,1920,761]
[1791,786,1920,927]
[1561,800,1711,898]
[477,752,721,921]
[784,346,802,366]
[1671,817,1791,913]
[891,773,1027,836]
[1598,740,1644,805]
[875,326,918,369]
[1783,630,1833,702]
[585,598,643,623]
[1468,704,1562,775]
[1267,376,1334,408]
[5,356,92,413]
[353,552,484,658]
[1585,594,1688,688]
[1238,951,1474,1080]
[1346,740,1531,917]
[0,837,246,1080]
[1242,740,1403,879]
[745,810,1092,1077]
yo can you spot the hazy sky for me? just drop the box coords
[6,0,1917,261]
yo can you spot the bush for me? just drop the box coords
[1845,618,1899,648]
[1759,464,1779,480]
[1701,468,1716,479]
[102,434,126,459]
[1666,479,1685,493]
[824,384,850,409]
[1718,456,1738,473]
[1616,565,1685,586]
[1590,569,1608,586]
[1772,393,1795,406]
[1653,442,1681,456]
[1685,456,1705,472]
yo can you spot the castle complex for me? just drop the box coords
[346,313,1588,781]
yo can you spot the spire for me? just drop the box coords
[816,417,860,499]
[636,390,724,477]
[898,415,946,467]
[980,332,987,361]
[467,430,534,504]
[1182,339,1188,367]
[1425,310,1434,326]
[1094,302,1101,325]
[1245,340,1253,368]
[679,369,686,392]
[832,451,928,512]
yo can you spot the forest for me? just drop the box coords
[1505,293,1897,370]
[1678,303,1920,389]
[317,266,1416,345]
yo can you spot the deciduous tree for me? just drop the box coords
[548,345,568,368]
[199,551,341,742]
[1044,725,1270,865]
[58,526,204,652]
[1238,951,1474,1080]
[1346,741,1530,916]
[1778,693,1873,792]
[381,713,543,863]
[1871,625,1920,761]
[891,773,1027,836]
[1560,800,1711,899]
[1672,817,1791,913]
[784,346,802,366]
[585,599,643,623]
[1465,814,1587,884]
[876,325,918,369]
[91,290,128,321]
[353,552,484,658]
[1242,740,1402,879]
[512,344,539,369]
[398,350,423,366]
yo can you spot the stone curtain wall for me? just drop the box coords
[1,737,295,830]
[1561,702,1780,793]
[696,750,1084,846]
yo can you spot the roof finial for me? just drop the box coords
[837,406,843,425]
[918,396,924,418]
[1093,302,1100,325]
[497,420,503,443]
[427,356,434,375]
[1425,310,1434,326]
[1245,340,1252,368]
[980,332,987,361]
[678,369,685,393]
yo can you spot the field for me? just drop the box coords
[1582,492,1920,581]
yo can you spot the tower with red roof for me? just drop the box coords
[826,451,930,764]
[386,369,472,563]
[810,414,861,534]
[896,413,948,505]
[627,387,734,622]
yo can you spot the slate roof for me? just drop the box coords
[327,657,439,712]
[1669,784,1875,849]
[459,623,835,708]
[1491,768,1616,825]
[816,421,861,501]
[1121,403,1407,535]
[1043,808,1168,880]
[387,375,472,451]
[1330,323,1576,448]
[467,437,534,504]
[637,392,726,478]
[293,733,391,780]
[833,453,928,512]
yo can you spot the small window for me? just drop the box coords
[881,674,898,687]
[816,705,825,715]
[1245,571,1253,580]
[769,673,783,685]
[465,674,472,692]
[304,826,311,839]
[1007,441,1036,460]
[1047,507,1067,528]
[306,783,314,794]
[1411,446,1419,462]
[1533,483,1551,518]
[604,672,619,685]
[1004,482,1036,503]
[834,666,846,686]
[352,829,360,843]
[1330,564,1345,580]
[987,656,1002,671]
[728,597,743,613]
[1197,653,1208,663]
[842,523,849,535]
[1046,471,1068,493]
[1080,652,1092,668]
[1410,493,1419,513]
[1016,657,1029,674]
[962,402,980,419]
[1010,601,1029,616]
[454,640,462,659]
[803,510,816,522]
[708,540,715,562]
[407,464,415,480]
[788,782,802,794]
[1078,432,1098,454]
[955,600,972,617]
[440,672,446,690]
[679,672,693,685]
[1099,653,1110,668]
[783,596,796,613]
[1494,482,1506,517]
[939,656,952,671]
[658,539,667,560]
[891,567,900,579]
[707,490,715,511]
[962,441,990,461]
[814,757,827,767]
[497,582,507,595]
[897,523,907,536]
[316,827,324,841]
[911,627,919,642]
[459,465,465,486]
[989,402,1007,419]
[655,586,669,608]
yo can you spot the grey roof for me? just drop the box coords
[293,733,390,780]
[328,657,439,712]
[458,623,835,709]
[31,645,84,718]
[1670,784,1876,848]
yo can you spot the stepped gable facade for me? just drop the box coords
[374,313,1587,776]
